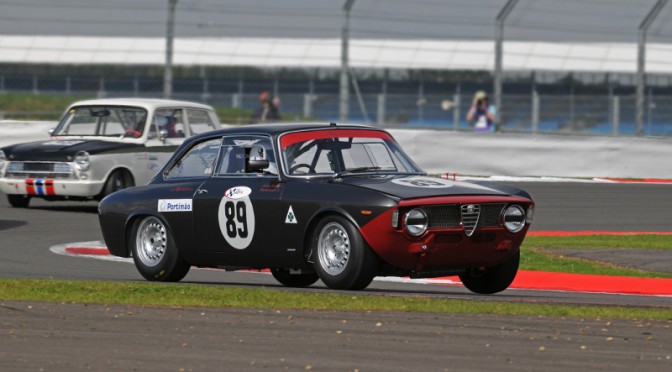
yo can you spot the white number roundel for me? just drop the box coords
[392,176,453,188]
[218,187,255,250]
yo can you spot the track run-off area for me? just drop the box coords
[2,181,672,370]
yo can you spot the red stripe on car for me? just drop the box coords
[25,179,36,195]
[280,129,393,149]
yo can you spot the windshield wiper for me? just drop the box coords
[334,166,381,178]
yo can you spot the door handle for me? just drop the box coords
[197,189,208,194]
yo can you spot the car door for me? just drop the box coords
[193,135,284,266]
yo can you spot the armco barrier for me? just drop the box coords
[1,121,670,179]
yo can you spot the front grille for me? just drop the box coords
[426,205,460,229]
[423,203,506,236]
[5,161,74,179]
[460,204,481,237]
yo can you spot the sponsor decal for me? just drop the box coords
[218,188,255,250]
[224,186,252,200]
[392,176,453,188]
[170,186,194,193]
[158,199,193,212]
[42,140,84,146]
[260,183,283,193]
[285,206,297,224]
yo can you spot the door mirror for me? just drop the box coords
[48,128,55,136]
[246,145,269,173]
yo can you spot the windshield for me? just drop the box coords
[52,106,148,137]
[280,129,423,177]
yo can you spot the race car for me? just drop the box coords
[0,98,220,207]
[98,122,534,294]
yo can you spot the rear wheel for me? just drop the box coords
[312,215,378,290]
[101,170,133,199]
[7,195,30,208]
[459,250,520,295]
[130,216,190,282]
[270,268,319,288]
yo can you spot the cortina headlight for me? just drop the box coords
[503,205,526,233]
[404,208,428,237]
[74,151,90,171]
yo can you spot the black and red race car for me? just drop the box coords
[98,122,534,294]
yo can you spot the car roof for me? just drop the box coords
[66,98,215,111]
[208,122,380,137]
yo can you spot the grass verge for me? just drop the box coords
[520,235,672,279]
[1,278,670,320]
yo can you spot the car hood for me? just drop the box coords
[336,174,529,200]
[2,139,142,162]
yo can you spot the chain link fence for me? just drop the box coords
[1,64,671,137]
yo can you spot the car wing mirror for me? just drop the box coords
[246,145,269,173]
[159,129,168,142]
[48,128,55,136]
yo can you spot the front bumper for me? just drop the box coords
[0,177,105,198]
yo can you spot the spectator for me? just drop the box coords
[251,91,281,123]
[466,91,497,132]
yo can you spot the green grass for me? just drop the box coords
[520,235,672,278]
[1,278,670,320]
[0,92,254,122]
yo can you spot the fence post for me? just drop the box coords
[453,92,460,129]
[612,96,620,136]
[0,75,4,93]
[32,75,39,95]
[133,77,139,97]
[65,76,71,96]
[232,94,242,108]
[97,76,106,98]
[532,91,539,133]
[377,94,386,126]
[303,94,315,118]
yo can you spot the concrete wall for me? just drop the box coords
[1,121,670,179]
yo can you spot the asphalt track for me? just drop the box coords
[1,181,672,370]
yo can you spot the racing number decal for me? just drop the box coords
[392,177,453,188]
[218,186,255,250]
[224,201,248,238]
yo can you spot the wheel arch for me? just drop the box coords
[301,207,361,263]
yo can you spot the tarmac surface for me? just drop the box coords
[1,181,672,370]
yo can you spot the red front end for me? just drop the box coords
[359,195,534,273]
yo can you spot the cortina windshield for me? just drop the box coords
[52,106,148,138]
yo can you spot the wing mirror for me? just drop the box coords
[48,128,55,136]
[246,145,269,173]
[158,129,168,142]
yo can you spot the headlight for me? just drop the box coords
[503,205,526,233]
[526,205,534,224]
[404,208,428,237]
[74,151,90,171]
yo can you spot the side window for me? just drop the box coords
[154,108,186,138]
[187,109,216,135]
[165,138,221,179]
[215,136,277,176]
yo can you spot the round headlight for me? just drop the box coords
[404,208,428,237]
[503,205,526,233]
[74,151,90,171]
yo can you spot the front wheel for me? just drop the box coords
[271,268,319,288]
[101,170,134,199]
[459,250,520,295]
[312,215,378,290]
[7,195,30,208]
[130,216,190,282]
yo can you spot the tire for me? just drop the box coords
[271,268,319,288]
[7,195,30,208]
[130,216,190,282]
[101,170,134,199]
[311,215,378,290]
[459,250,520,295]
